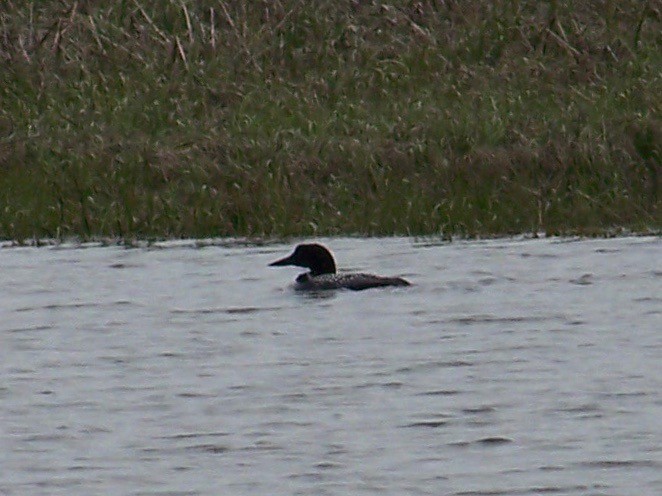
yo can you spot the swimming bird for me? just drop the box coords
[269,243,410,291]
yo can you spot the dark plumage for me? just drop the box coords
[269,243,410,291]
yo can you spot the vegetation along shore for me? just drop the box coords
[1,1,660,242]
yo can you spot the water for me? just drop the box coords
[1,236,660,496]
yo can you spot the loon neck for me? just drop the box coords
[310,267,334,276]
[297,270,331,282]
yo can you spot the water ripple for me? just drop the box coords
[170,306,281,315]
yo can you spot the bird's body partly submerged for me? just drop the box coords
[269,243,410,291]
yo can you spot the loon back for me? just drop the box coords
[296,272,411,291]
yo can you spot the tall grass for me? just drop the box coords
[1,0,660,241]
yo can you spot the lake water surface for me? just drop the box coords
[1,236,660,495]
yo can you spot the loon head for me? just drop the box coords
[269,243,337,276]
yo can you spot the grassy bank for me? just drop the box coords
[1,1,660,241]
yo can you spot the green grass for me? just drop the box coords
[0,0,660,242]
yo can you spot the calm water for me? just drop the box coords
[1,236,660,496]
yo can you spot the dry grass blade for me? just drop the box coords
[181,1,193,44]
[175,35,188,69]
[209,7,215,49]
[133,0,169,44]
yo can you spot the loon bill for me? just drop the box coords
[269,243,410,291]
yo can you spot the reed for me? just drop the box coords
[1,1,659,241]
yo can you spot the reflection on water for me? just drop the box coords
[1,236,661,495]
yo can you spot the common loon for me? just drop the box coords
[269,243,410,291]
